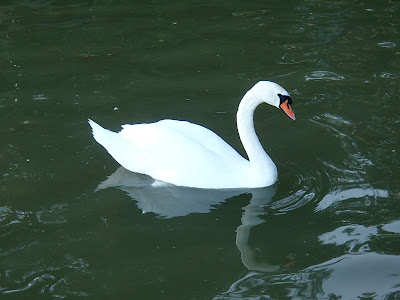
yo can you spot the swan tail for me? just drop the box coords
[88,119,117,148]
[88,119,138,171]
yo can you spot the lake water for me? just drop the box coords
[1,0,400,299]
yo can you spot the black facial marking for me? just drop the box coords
[278,94,292,106]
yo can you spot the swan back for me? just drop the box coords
[90,119,250,189]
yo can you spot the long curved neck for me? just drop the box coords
[237,92,277,182]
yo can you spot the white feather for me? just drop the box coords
[89,81,294,189]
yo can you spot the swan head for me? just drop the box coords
[250,81,296,121]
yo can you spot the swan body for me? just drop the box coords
[89,81,295,189]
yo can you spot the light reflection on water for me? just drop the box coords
[216,253,400,299]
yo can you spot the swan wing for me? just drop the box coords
[90,119,247,188]
[146,119,243,159]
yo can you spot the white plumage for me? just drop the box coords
[89,81,295,189]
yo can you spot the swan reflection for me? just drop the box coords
[97,167,279,272]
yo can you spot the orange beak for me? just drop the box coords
[280,100,296,121]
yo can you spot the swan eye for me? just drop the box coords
[278,94,292,106]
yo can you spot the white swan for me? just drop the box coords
[89,81,295,189]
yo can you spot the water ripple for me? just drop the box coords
[271,113,390,215]
[215,253,400,299]
[0,204,94,297]
[305,71,345,81]
[1,253,93,297]
[315,184,389,212]
[308,114,391,213]
[271,168,328,213]
[378,41,397,48]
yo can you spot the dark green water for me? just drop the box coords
[1,0,400,299]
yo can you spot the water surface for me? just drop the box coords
[1,0,400,299]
